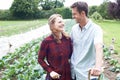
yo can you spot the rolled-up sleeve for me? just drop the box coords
[94,26,103,44]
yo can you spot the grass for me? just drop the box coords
[94,20,120,52]
[0,19,47,37]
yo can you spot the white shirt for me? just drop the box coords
[70,20,103,80]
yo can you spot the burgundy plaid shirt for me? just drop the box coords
[38,34,72,80]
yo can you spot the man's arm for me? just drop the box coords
[91,25,103,76]
[95,43,103,69]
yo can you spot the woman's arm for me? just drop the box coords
[38,40,52,73]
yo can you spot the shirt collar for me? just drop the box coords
[83,19,92,30]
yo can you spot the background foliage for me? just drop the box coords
[0,0,120,20]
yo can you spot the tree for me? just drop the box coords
[40,0,64,10]
[54,0,64,8]
[97,1,109,19]
[108,2,117,19]
[108,0,120,19]
[40,0,52,10]
[10,0,40,19]
[116,0,120,19]
[89,6,98,16]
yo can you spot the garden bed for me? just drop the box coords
[104,54,120,80]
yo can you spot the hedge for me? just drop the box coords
[0,7,72,20]
[35,7,72,19]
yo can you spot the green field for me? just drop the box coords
[94,20,120,52]
[0,19,47,37]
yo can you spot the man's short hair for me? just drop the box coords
[71,1,88,17]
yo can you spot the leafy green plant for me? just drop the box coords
[109,63,120,73]
[115,63,120,72]
[0,60,4,70]
[0,37,46,80]
[104,51,111,60]
[109,59,118,65]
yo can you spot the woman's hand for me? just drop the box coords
[50,71,61,79]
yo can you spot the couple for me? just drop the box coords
[38,1,103,80]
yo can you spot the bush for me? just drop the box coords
[91,11,103,20]
[0,8,72,20]
[59,8,72,19]
[54,8,72,19]
[10,0,40,19]
[0,10,13,20]
[39,7,72,19]
[40,10,55,19]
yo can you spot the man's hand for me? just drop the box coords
[50,71,61,79]
[90,68,102,76]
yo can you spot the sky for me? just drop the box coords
[64,0,104,7]
[0,0,14,10]
[0,0,116,10]
[64,0,116,7]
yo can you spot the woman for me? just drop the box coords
[38,14,72,80]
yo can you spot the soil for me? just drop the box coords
[104,54,120,80]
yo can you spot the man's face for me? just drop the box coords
[71,7,83,23]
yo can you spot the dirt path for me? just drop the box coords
[0,24,50,59]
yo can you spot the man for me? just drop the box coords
[70,1,103,80]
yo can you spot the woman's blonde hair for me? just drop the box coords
[48,14,69,43]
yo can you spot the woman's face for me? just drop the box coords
[53,17,65,32]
